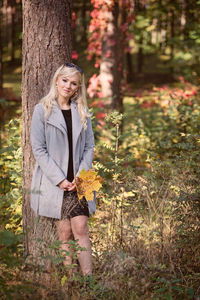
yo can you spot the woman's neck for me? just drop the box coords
[57,96,71,110]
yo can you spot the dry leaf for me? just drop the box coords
[75,169,103,202]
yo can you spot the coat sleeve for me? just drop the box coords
[77,115,95,176]
[30,104,66,186]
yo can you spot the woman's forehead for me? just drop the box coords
[59,73,80,81]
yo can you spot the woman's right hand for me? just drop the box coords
[58,179,73,191]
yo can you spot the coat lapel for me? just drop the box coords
[71,101,83,147]
[46,100,82,146]
[46,103,67,135]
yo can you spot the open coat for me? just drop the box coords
[30,100,95,219]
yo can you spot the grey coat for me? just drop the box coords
[30,100,95,219]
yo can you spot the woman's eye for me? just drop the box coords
[63,79,67,82]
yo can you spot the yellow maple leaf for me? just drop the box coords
[75,169,103,202]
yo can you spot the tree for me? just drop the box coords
[0,2,3,90]
[100,1,122,111]
[87,0,134,112]
[22,0,72,266]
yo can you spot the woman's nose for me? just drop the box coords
[66,81,71,88]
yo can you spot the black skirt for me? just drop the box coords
[61,191,89,219]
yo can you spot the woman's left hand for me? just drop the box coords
[67,179,76,191]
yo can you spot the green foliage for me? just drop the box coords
[91,82,200,298]
[0,117,24,299]
[1,81,200,298]
[0,118,22,231]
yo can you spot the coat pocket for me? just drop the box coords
[40,174,57,198]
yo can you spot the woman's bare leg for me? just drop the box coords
[55,219,73,266]
[71,215,92,275]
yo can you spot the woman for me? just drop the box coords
[30,63,95,275]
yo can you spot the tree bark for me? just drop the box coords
[22,0,72,265]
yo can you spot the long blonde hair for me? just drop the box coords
[40,64,90,129]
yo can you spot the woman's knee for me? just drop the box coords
[56,220,72,240]
[71,216,88,237]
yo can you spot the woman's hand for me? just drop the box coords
[67,179,76,192]
[58,179,73,191]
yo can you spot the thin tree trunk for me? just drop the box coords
[112,2,122,112]
[22,0,72,266]
[100,1,123,112]
[0,5,3,89]
[170,9,174,74]
[123,5,134,83]
[126,52,134,83]
[184,0,195,40]
[81,0,87,44]
[137,35,143,74]
[10,0,15,62]
[135,0,145,75]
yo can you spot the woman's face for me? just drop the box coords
[56,73,80,100]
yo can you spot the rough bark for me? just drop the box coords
[22,0,72,264]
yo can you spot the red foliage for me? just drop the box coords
[88,0,134,64]
[72,11,76,28]
[96,112,106,119]
[90,100,105,108]
[87,0,135,100]
[72,50,78,60]
[87,73,101,98]
[140,101,156,109]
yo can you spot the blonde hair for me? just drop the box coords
[40,64,90,129]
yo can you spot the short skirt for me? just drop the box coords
[61,190,89,219]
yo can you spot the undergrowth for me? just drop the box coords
[1,81,200,299]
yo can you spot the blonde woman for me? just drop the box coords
[30,63,95,275]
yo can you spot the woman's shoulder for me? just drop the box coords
[32,103,46,121]
[34,102,44,110]
[33,102,45,115]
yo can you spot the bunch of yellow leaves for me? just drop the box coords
[75,169,103,201]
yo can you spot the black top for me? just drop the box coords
[61,109,74,182]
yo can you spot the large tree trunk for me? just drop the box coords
[22,0,72,267]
